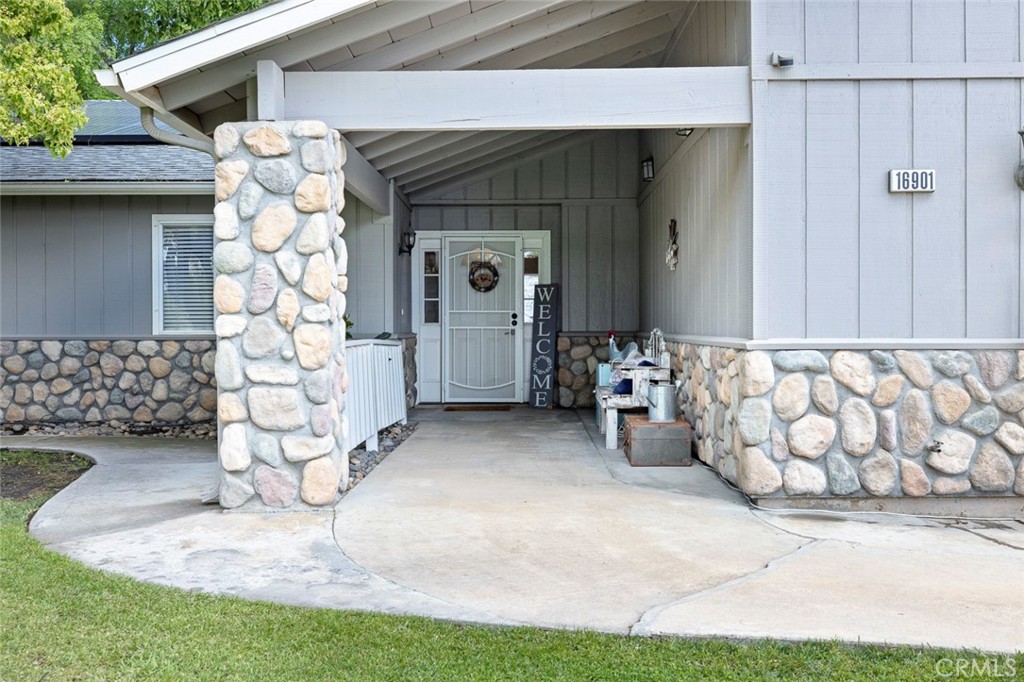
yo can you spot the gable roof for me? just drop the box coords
[101,0,695,198]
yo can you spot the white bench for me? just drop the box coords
[595,365,671,449]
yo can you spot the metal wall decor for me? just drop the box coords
[665,219,679,271]
[468,260,500,292]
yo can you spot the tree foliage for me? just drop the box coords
[69,0,272,61]
[3,0,270,157]
[0,0,101,156]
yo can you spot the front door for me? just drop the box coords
[442,235,523,403]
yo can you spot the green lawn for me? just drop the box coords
[1,453,1018,681]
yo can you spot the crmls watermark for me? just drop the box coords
[935,657,1018,678]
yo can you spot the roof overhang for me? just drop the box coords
[99,0,750,202]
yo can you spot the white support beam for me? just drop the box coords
[283,67,752,131]
[158,0,463,110]
[256,61,284,120]
[340,135,391,216]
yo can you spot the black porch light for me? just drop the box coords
[398,230,416,255]
[641,157,655,183]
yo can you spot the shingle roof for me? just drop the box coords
[0,100,212,184]
[0,144,213,183]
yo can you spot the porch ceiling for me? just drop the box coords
[104,0,694,200]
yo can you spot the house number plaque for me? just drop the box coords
[889,169,935,193]
[529,284,560,408]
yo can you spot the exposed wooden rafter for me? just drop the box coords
[158,0,464,110]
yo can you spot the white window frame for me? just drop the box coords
[152,214,215,335]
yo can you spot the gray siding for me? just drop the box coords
[1,193,213,338]
[341,192,391,337]
[411,130,640,332]
[392,192,413,335]
[639,128,753,339]
[638,0,753,339]
[759,0,1024,339]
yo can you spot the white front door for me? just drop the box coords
[442,235,524,403]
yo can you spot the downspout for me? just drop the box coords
[139,107,216,157]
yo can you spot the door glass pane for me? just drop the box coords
[523,251,539,324]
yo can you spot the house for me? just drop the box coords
[1,100,218,424]
[2,0,1022,512]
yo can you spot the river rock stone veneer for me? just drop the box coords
[556,335,638,408]
[1,339,215,425]
[213,120,348,510]
[668,343,1024,501]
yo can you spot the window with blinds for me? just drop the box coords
[153,216,214,334]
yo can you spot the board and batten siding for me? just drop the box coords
[0,193,213,338]
[637,0,753,339]
[758,0,1024,340]
[341,192,393,338]
[639,127,753,339]
[392,190,413,335]
[411,130,640,332]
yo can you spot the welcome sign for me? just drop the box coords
[528,284,560,408]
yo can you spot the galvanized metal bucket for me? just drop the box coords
[647,383,677,423]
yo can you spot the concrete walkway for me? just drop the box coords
[6,407,1023,654]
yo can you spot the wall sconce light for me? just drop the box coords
[675,128,694,138]
[1016,129,1024,191]
[641,157,655,182]
[398,229,416,255]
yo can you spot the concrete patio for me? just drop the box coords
[6,407,1023,654]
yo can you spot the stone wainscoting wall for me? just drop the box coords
[1,339,216,426]
[1,337,420,430]
[555,335,638,408]
[669,342,1024,500]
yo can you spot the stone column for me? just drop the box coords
[212,120,349,509]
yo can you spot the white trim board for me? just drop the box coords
[0,182,214,196]
[281,67,753,131]
[753,62,1024,82]
[662,334,1024,351]
[151,214,216,336]
[410,199,638,207]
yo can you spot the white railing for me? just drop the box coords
[344,339,407,452]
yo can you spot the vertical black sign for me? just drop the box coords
[528,284,559,408]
